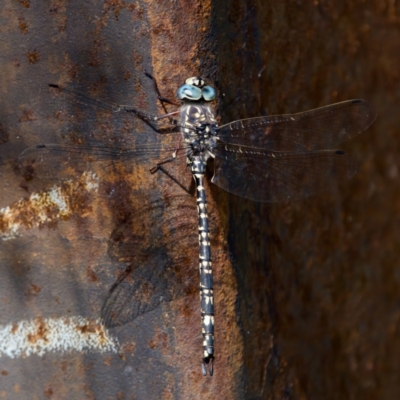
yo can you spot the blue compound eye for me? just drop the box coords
[201,86,216,101]
[177,84,202,100]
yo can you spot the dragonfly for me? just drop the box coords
[18,75,377,376]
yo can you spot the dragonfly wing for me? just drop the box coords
[49,84,132,113]
[211,143,357,202]
[217,99,376,151]
[17,143,181,181]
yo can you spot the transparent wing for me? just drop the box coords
[212,146,357,202]
[18,141,187,181]
[217,99,376,151]
[212,99,376,202]
[49,84,138,114]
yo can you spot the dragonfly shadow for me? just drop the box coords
[101,195,199,329]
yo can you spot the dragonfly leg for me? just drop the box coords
[150,134,183,174]
[145,72,180,107]
[150,151,177,174]
[115,72,182,132]
[150,137,192,195]
[126,108,181,134]
[151,164,193,195]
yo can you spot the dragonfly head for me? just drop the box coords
[177,76,216,102]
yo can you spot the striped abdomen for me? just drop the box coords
[191,158,214,376]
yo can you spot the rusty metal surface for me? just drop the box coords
[0,0,230,399]
[213,1,400,399]
[0,0,398,399]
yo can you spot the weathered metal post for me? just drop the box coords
[0,1,396,399]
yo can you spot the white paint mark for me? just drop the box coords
[0,172,99,241]
[0,316,119,359]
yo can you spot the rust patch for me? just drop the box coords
[86,266,98,282]
[1,370,8,376]
[27,49,40,64]
[49,1,67,32]
[116,392,124,400]
[18,17,28,34]
[18,109,37,123]
[27,317,49,344]
[103,355,112,366]
[123,70,131,81]
[61,53,79,80]
[76,322,96,335]
[131,48,143,70]
[156,331,168,350]
[102,0,143,21]
[60,361,67,372]
[76,320,109,347]
[10,324,18,335]
[0,124,9,144]
[87,40,101,68]
[43,387,53,398]
[25,283,42,297]
[146,0,213,85]
[16,0,30,8]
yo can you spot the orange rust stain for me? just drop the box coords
[61,53,79,80]
[103,356,112,366]
[86,266,98,282]
[0,123,9,144]
[102,0,143,21]
[76,320,109,346]
[16,0,29,8]
[87,40,102,67]
[25,283,42,296]
[131,48,143,70]
[76,322,96,335]
[49,1,67,32]
[27,318,49,344]
[60,360,67,372]
[18,109,37,122]
[18,17,28,34]
[1,371,8,376]
[120,341,135,356]
[145,0,213,87]
[123,70,131,81]
[27,50,40,64]
[43,387,53,398]
[156,331,169,350]
[116,392,124,400]
[11,323,18,334]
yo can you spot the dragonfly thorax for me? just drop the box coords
[180,104,218,165]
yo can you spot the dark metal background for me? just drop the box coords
[0,0,397,399]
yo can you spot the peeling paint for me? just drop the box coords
[0,316,119,359]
